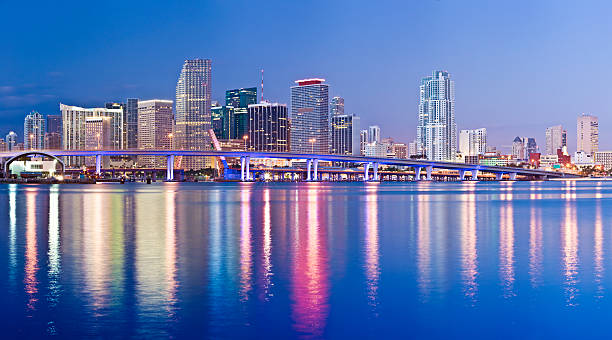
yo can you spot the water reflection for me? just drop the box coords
[25,188,39,311]
[291,185,330,337]
[164,188,178,316]
[84,189,110,313]
[528,205,542,288]
[460,182,478,303]
[594,201,603,299]
[499,186,515,298]
[365,183,380,310]
[8,184,17,287]
[562,186,579,306]
[239,184,252,301]
[416,192,431,301]
[259,188,272,301]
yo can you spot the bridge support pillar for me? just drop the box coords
[459,169,467,181]
[364,162,371,181]
[306,159,312,181]
[313,159,319,181]
[166,155,175,181]
[426,166,433,181]
[509,172,517,181]
[471,169,479,181]
[414,167,422,181]
[496,172,504,181]
[245,157,250,181]
[373,162,379,181]
[240,156,251,181]
[95,154,102,176]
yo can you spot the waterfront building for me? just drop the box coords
[512,136,526,161]
[545,125,567,155]
[24,111,45,150]
[577,114,598,155]
[392,143,408,159]
[539,154,559,169]
[84,116,112,168]
[138,99,174,167]
[417,70,457,161]
[290,78,329,153]
[364,142,388,158]
[573,151,594,167]
[175,59,212,170]
[247,102,289,152]
[126,98,139,149]
[330,96,344,115]
[479,153,511,167]
[368,125,381,144]
[359,130,368,156]
[526,137,538,157]
[594,151,612,170]
[459,128,487,156]
[60,103,124,166]
[331,114,361,155]
[408,140,418,157]
[5,131,17,151]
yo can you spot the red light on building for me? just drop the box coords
[295,78,325,86]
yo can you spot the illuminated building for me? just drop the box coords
[5,131,17,151]
[364,142,388,158]
[392,143,408,159]
[577,114,598,155]
[44,132,61,150]
[459,128,487,156]
[417,70,457,161]
[174,59,212,170]
[211,105,234,140]
[247,102,289,152]
[126,98,139,149]
[359,130,368,155]
[290,78,329,153]
[330,96,344,115]
[24,111,45,150]
[594,151,612,170]
[512,137,526,161]
[331,114,361,155]
[84,116,112,168]
[545,125,566,155]
[60,103,124,166]
[368,125,380,144]
[137,99,174,167]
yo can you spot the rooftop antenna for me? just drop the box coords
[261,68,264,103]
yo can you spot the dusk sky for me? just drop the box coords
[2,0,612,152]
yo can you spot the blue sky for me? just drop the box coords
[2,0,612,152]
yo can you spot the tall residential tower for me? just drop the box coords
[577,114,598,155]
[290,78,329,154]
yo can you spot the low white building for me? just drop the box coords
[572,151,594,167]
[539,154,559,169]
[364,142,388,158]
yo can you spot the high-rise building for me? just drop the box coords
[24,111,45,150]
[417,70,456,161]
[458,128,487,156]
[545,125,567,155]
[5,131,17,151]
[526,137,537,156]
[138,99,174,167]
[44,114,62,150]
[512,136,526,161]
[409,140,418,157]
[368,125,381,144]
[330,96,345,115]
[577,114,598,155]
[211,105,234,140]
[290,78,329,154]
[247,102,289,152]
[226,88,257,108]
[126,98,139,149]
[60,103,124,166]
[84,116,112,168]
[331,114,361,155]
[392,143,408,159]
[360,130,368,156]
[175,59,212,170]
[46,114,62,134]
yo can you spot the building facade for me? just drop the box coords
[331,114,361,155]
[364,142,388,158]
[595,151,612,170]
[458,128,487,156]
[545,125,567,155]
[126,98,139,149]
[368,125,381,144]
[577,114,598,155]
[5,131,17,151]
[290,78,329,154]
[247,102,289,152]
[359,130,368,156]
[330,96,344,115]
[84,117,112,168]
[175,59,212,169]
[60,104,124,166]
[138,99,174,167]
[417,70,456,161]
[24,111,45,150]
[392,143,408,159]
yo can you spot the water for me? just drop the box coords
[1,180,611,338]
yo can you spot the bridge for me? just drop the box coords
[0,149,577,182]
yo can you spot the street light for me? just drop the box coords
[243,135,248,151]
[309,138,316,154]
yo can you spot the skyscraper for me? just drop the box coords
[126,98,139,149]
[226,88,257,108]
[545,125,567,155]
[526,137,537,156]
[175,59,212,169]
[458,128,487,156]
[24,111,45,150]
[5,132,17,151]
[368,125,380,144]
[577,114,598,155]
[511,136,526,160]
[84,117,112,168]
[290,78,329,154]
[60,103,124,166]
[331,114,361,155]
[247,102,289,152]
[138,99,174,167]
[330,96,345,115]
[417,70,456,161]
[44,114,62,150]
[46,114,62,134]
[360,130,368,156]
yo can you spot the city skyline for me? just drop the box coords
[3,1,612,152]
